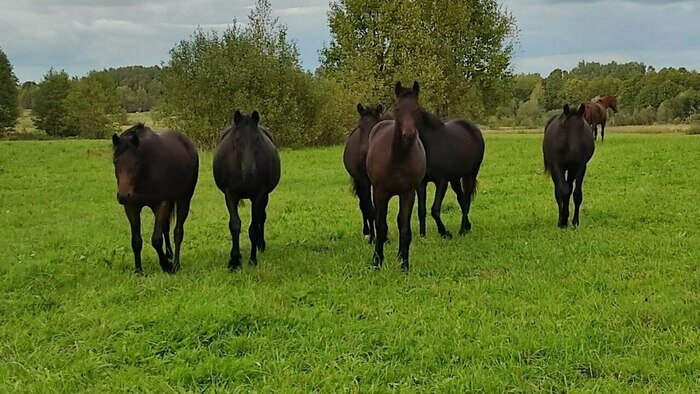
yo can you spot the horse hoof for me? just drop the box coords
[257,243,266,253]
[558,222,568,229]
[441,231,453,239]
[249,258,258,266]
[228,260,241,272]
[134,268,145,276]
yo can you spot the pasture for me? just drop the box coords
[0,134,699,391]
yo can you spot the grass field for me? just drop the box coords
[1,134,699,391]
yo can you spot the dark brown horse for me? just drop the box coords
[415,95,485,238]
[583,94,618,142]
[111,123,199,274]
[366,81,426,271]
[343,103,385,243]
[213,110,281,270]
[543,104,595,228]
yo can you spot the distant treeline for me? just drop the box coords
[491,61,700,128]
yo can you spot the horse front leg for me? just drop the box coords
[124,204,143,274]
[225,192,242,271]
[372,189,390,269]
[397,190,416,271]
[417,181,427,237]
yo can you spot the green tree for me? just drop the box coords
[62,72,126,139]
[0,48,20,130]
[516,79,544,127]
[540,69,566,111]
[33,69,72,136]
[160,0,352,147]
[320,0,517,119]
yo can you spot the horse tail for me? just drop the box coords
[350,176,361,197]
[168,201,176,225]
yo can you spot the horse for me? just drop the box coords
[543,104,595,228]
[111,123,199,274]
[213,110,281,270]
[343,103,385,243]
[366,81,427,271]
[583,94,618,142]
[414,91,485,238]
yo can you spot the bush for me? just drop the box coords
[62,72,126,139]
[33,69,72,136]
[687,123,700,135]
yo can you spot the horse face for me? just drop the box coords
[356,103,382,139]
[112,134,142,205]
[394,81,420,142]
[609,96,619,113]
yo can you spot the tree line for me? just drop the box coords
[2,0,699,141]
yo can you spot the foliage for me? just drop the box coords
[1,136,700,391]
[32,69,72,136]
[62,72,126,139]
[0,48,20,130]
[320,0,517,119]
[160,0,354,147]
[102,66,161,113]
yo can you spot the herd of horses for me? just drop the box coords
[111,82,616,274]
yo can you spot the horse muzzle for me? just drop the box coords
[116,192,133,205]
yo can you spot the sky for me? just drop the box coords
[1,0,699,82]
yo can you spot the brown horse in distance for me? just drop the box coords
[343,103,388,243]
[112,123,199,274]
[366,81,426,271]
[543,104,595,228]
[583,94,618,142]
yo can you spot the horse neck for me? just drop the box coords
[598,97,613,109]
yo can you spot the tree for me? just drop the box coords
[160,0,353,147]
[62,72,126,139]
[33,69,72,136]
[320,0,517,119]
[0,48,20,130]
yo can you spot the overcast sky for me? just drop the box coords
[1,0,699,82]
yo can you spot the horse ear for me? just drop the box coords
[578,104,586,115]
[395,81,402,97]
[111,133,120,147]
[412,81,420,96]
[233,110,242,125]
[376,104,383,115]
[356,103,365,114]
[252,110,260,124]
[563,104,571,115]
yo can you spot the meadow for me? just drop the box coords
[0,133,699,391]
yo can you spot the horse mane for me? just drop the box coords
[418,109,444,130]
[114,123,150,157]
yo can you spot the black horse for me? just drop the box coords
[543,104,595,227]
[213,110,281,270]
[343,103,385,243]
[112,123,199,274]
[413,89,485,238]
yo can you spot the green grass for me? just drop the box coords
[1,134,699,391]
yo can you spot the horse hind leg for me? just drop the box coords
[358,181,375,243]
[163,210,173,261]
[572,165,587,227]
[431,180,452,239]
[551,167,570,228]
[151,202,175,273]
[255,192,270,253]
[454,176,476,235]
[172,198,191,273]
